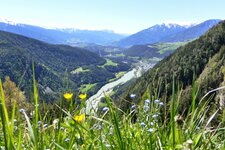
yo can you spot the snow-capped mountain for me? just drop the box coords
[114,23,187,47]
[0,18,24,26]
[0,18,125,45]
[149,23,187,30]
[115,19,221,47]
[161,19,222,42]
[161,22,198,28]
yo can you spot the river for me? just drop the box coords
[85,61,155,114]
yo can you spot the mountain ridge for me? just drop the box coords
[115,19,221,47]
[114,23,186,47]
[162,19,222,42]
[0,18,126,45]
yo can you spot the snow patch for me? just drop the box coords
[161,23,181,28]
[0,17,20,26]
[162,21,199,28]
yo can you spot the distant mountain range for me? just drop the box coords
[0,18,222,49]
[115,19,221,47]
[0,18,126,46]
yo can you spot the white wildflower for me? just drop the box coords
[130,94,136,99]
[147,128,154,133]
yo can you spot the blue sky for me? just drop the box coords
[0,0,224,34]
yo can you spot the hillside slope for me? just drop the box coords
[0,31,121,100]
[124,20,225,112]
[124,42,188,58]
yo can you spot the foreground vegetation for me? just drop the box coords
[0,73,225,150]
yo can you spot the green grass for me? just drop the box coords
[106,53,125,58]
[70,67,90,74]
[115,71,126,78]
[99,58,118,68]
[109,71,126,82]
[0,74,225,149]
[152,42,189,54]
[80,83,97,93]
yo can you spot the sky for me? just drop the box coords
[0,0,225,34]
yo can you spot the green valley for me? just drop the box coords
[0,31,131,101]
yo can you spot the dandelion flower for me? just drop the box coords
[63,93,73,101]
[74,114,85,123]
[79,93,87,100]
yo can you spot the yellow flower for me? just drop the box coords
[79,93,87,100]
[63,93,73,101]
[74,114,85,123]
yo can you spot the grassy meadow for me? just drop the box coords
[0,72,225,150]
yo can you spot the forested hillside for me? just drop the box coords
[124,20,225,113]
[0,31,129,100]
